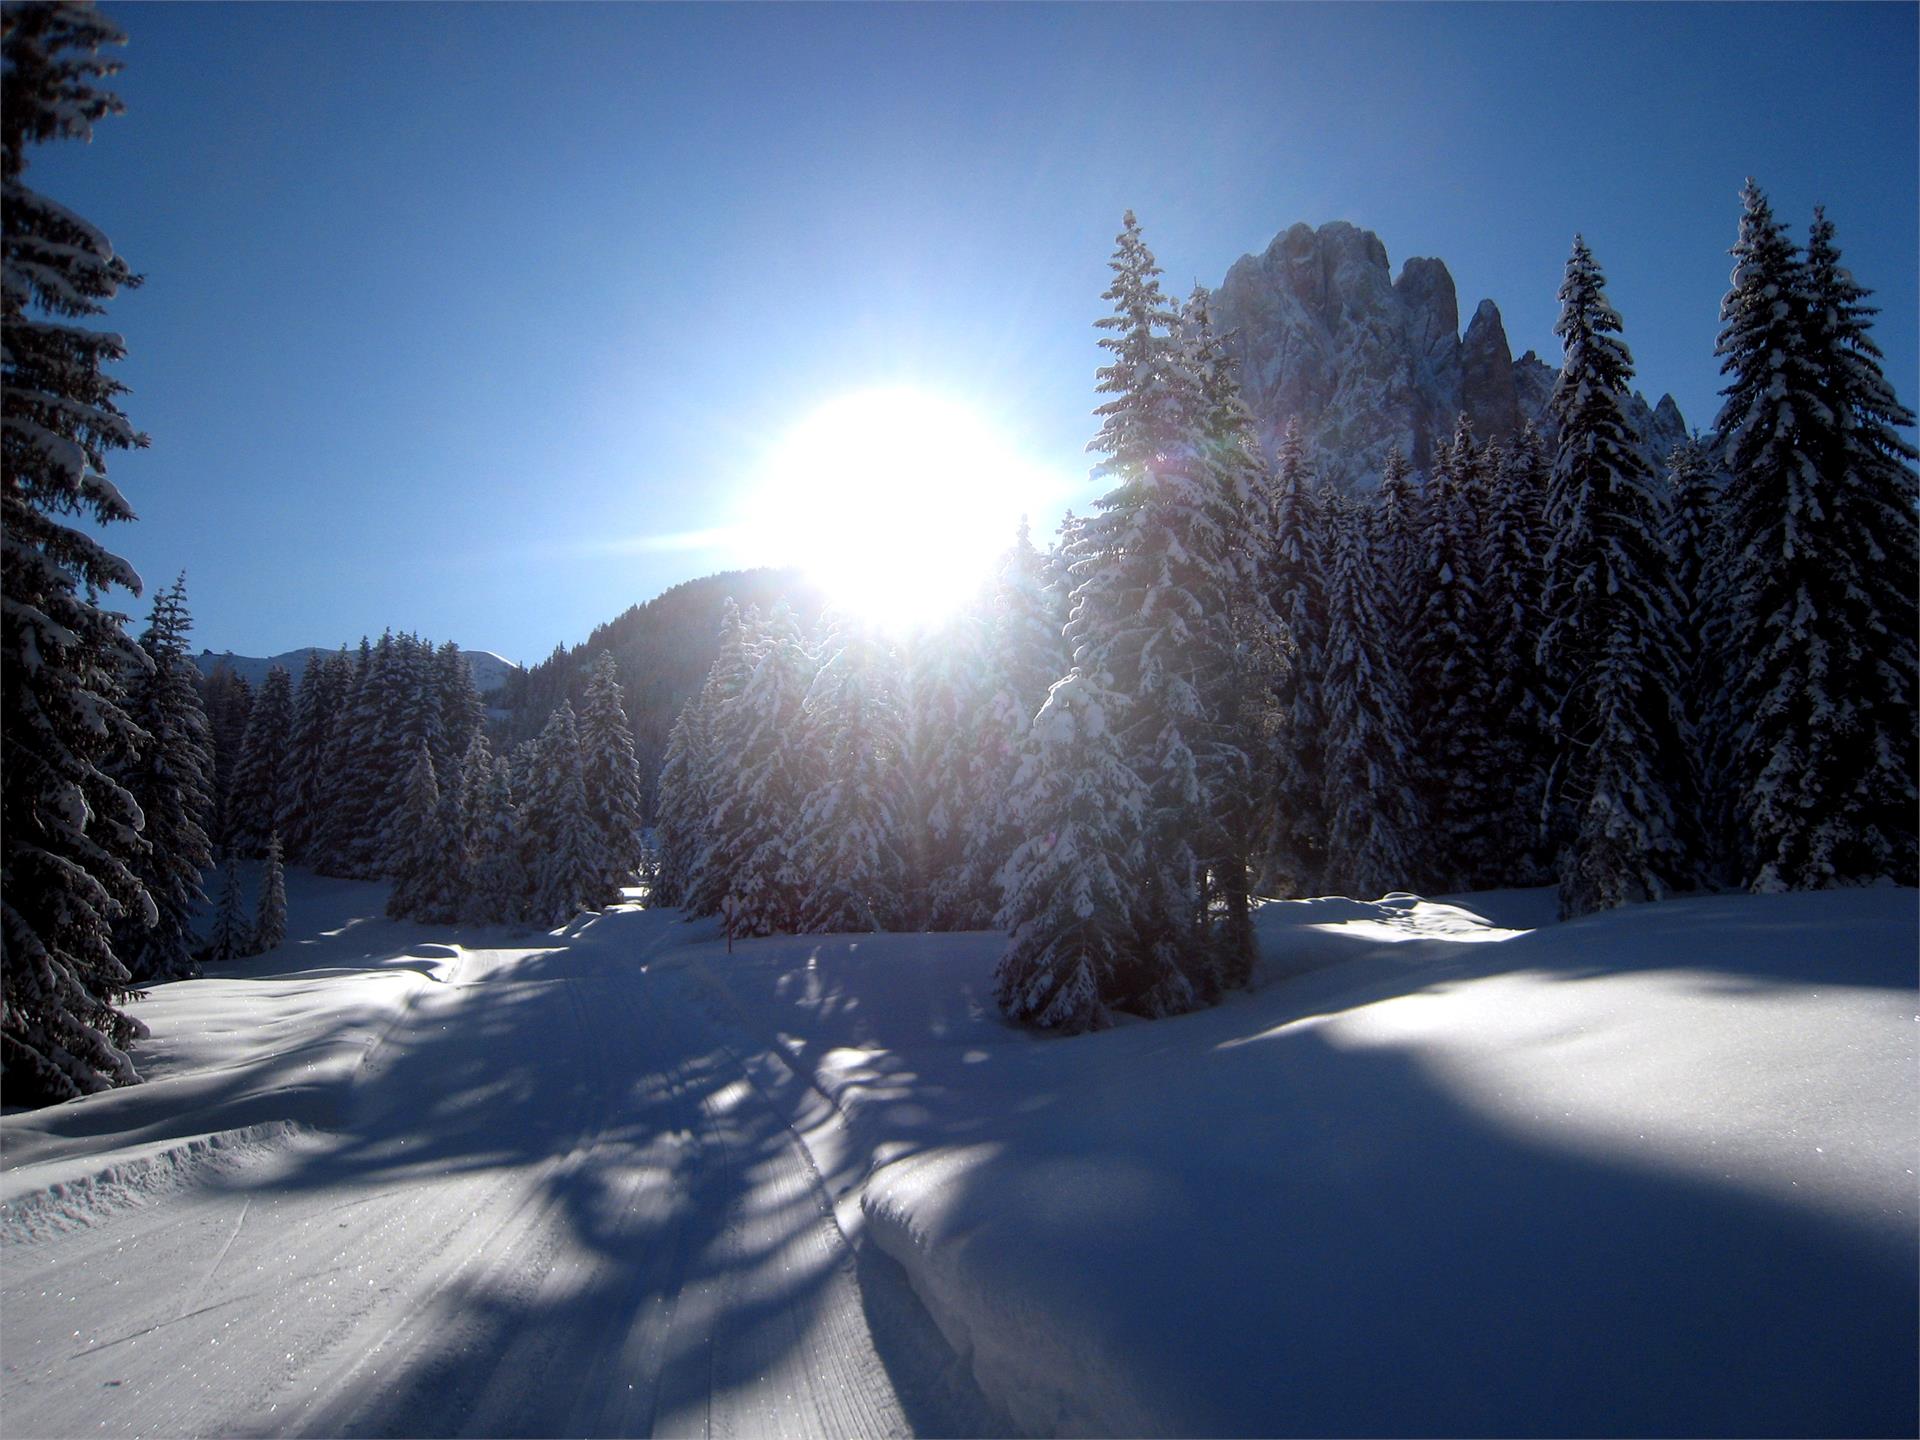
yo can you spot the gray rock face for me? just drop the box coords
[1461,299,1523,445]
[1210,221,1685,490]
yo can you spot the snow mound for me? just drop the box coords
[694,887,1915,1437]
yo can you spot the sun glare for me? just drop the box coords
[743,387,1060,631]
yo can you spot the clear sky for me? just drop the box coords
[28,1,1918,662]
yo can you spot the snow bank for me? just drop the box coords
[0,869,493,1230]
[696,888,1918,1437]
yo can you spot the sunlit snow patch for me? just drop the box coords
[1302,892,1533,944]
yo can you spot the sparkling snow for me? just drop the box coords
[2,872,1912,1436]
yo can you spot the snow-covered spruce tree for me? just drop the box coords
[651,705,703,909]
[278,650,333,861]
[1068,211,1241,1012]
[658,600,751,914]
[579,651,647,904]
[2,1,157,1101]
[1318,489,1427,898]
[454,726,493,890]
[993,665,1150,1033]
[420,772,467,926]
[1661,436,1726,875]
[1477,423,1556,884]
[113,576,215,984]
[1368,445,1422,640]
[905,612,995,930]
[1407,418,1498,889]
[253,832,287,953]
[520,701,607,927]
[225,663,293,857]
[386,740,444,921]
[376,635,446,875]
[204,854,250,964]
[1714,190,1919,890]
[433,640,484,773]
[957,522,1076,935]
[303,639,368,874]
[1264,418,1330,896]
[464,755,524,925]
[793,616,910,933]
[200,663,251,850]
[1538,237,1691,915]
[311,632,393,880]
[1799,206,1919,884]
[1182,286,1280,985]
[707,606,812,939]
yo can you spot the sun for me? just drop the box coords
[742,387,1059,630]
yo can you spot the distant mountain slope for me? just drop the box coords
[192,646,518,696]
[493,566,827,803]
[1211,220,1689,490]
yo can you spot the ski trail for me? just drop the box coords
[178,1193,251,1320]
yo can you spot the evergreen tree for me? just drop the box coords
[2,1,155,1101]
[707,607,812,939]
[455,727,494,893]
[1661,437,1725,873]
[1264,419,1330,895]
[793,617,910,932]
[204,854,250,963]
[312,632,392,879]
[521,701,607,927]
[200,664,252,850]
[1407,418,1497,888]
[1800,206,1919,883]
[433,640,484,773]
[279,649,341,861]
[905,613,993,929]
[957,522,1075,934]
[225,664,293,856]
[464,756,524,925]
[253,832,287,953]
[1538,237,1690,915]
[1716,187,1919,889]
[421,776,467,926]
[1480,424,1555,883]
[578,651,647,904]
[1182,286,1280,985]
[651,705,704,909]
[1070,211,1238,1010]
[1368,445,1422,639]
[994,665,1150,1033]
[1318,491,1427,897]
[386,740,444,921]
[660,600,751,914]
[113,576,216,984]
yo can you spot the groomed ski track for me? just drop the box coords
[1,908,950,1439]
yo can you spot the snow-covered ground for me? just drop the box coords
[3,875,1913,1436]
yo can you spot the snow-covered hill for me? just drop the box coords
[3,880,1912,1436]
[191,645,519,695]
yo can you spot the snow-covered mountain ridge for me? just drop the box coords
[191,645,519,695]
[1212,219,1689,489]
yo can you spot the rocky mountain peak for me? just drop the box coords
[1210,220,1686,490]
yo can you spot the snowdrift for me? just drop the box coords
[680,886,1917,1437]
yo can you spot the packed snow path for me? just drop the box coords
[1,921,924,1438]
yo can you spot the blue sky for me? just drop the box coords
[29,2,1918,661]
